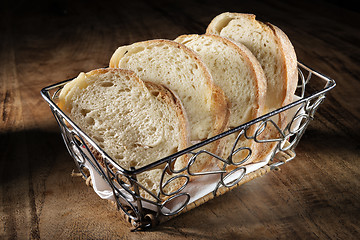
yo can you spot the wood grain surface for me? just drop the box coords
[1,0,359,239]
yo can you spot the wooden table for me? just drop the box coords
[1,0,359,239]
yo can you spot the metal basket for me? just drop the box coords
[41,62,335,231]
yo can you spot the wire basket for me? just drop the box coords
[41,62,335,231]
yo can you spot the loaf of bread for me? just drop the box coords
[174,34,267,166]
[110,39,230,173]
[58,68,190,200]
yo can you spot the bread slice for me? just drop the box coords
[206,12,298,115]
[58,68,190,200]
[110,39,230,173]
[207,13,298,160]
[174,34,267,166]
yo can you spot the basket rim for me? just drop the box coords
[40,61,336,176]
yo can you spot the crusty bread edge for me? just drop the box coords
[266,23,298,108]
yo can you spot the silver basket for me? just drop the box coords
[41,62,335,231]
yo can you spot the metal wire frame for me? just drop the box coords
[41,62,336,230]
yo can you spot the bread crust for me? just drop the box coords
[266,23,298,107]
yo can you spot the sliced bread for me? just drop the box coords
[109,39,230,173]
[206,12,298,114]
[58,68,190,200]
[174,34,267,165]
[207,13,298,159]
